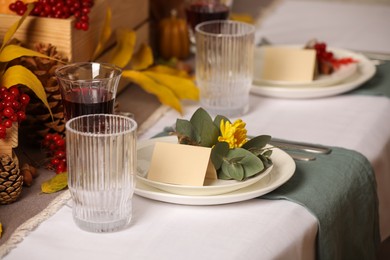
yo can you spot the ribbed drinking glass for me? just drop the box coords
[195,20,255,117]
[66,114,137,233]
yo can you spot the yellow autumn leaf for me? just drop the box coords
[1,4,34,51]
[41,172,68,194]
[130,43,154,70]
[1,65,52,117]
[230,13,255,24]
[91,7,112,61]
[148,65,191,79]
[122,70,182,113]
[108,29,136,68]
[0,45,52,62]
[143,70,199,100]
[0,222,2,238]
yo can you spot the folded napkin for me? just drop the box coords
[351,61,390,97]
[263,147,380,260]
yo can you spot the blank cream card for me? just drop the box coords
[261,46,316,82]
[147,142,217,186]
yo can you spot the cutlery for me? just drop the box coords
[353,50,390,62]
[269,139,332,154]
[287,153,316,162]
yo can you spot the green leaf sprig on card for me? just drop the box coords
[174,108,273,181]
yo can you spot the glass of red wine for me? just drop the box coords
[185,0,231,44]
[55,62,122,121]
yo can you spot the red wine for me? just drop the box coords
[62,88,114,121]
[185,2,229,30]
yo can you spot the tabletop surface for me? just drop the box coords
[2,0,390,259]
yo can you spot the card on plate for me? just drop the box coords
[260,46,316,82]
[147,142,217,186]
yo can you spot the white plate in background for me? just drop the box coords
[251,46,376,99]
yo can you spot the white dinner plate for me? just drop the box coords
[136,136,274,196]
[251,46,376,99]
[254,46,358,88]
[135,137,296,206]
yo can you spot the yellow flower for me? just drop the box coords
[218,119,248,148]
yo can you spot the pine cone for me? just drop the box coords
[0,154,22,205]
[15,43,69,144]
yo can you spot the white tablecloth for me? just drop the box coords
[3,0,390,259]
[255,0,390,54]
[5,95,389,260]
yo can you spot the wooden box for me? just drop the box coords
[0,0,150,62]
[0,124,18,157]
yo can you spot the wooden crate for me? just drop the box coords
[0,0,150,62]
[0,124,18,157]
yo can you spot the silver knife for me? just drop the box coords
[269,139,332,154]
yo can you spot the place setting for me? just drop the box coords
[251,39,377,99]
[134,108,296,206]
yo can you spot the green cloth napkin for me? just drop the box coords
[350,61,390,97]
[263,147,380,260]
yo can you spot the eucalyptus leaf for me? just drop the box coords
[211,141,229,170]
[222,161,245,181]
[242,135,272,150]
[213,115,230,131]
[190,108,219,146]
[199,122,219,147]
[176,118,198,142]
[227,156,245,164]
[218,168,232,180]
[263,149,273,157]
[226,148,264,178]
[190,108,213,127]
[258,154,273,169]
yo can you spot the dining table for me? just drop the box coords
[1,0,390,259]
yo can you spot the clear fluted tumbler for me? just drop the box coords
[195,20,255,117]
[66,114,137,233]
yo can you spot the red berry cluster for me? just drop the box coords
[0,86,30,139]
[42,133,67,174]
[9,0,95,31]
[314,42,356,69]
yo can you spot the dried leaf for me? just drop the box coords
[0,44,51,62]
[109,29,136,68]
[122,70,182,113]
[143,70,199,100]
[1,65,52,117]
[230,13,255,24]
[148,65,191,78]
[91,7,112,60]
[131,43,154,70]
[0,222,2,238]
[1,4,34,51]
[41,172,68,194]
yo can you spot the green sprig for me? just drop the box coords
[174,108,273,181]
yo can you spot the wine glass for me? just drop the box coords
[184,0,231,44]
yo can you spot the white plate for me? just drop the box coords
[254,46,358,88]
[135,137,296,205]
[251,47,376,99]
[136,136,274,196]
